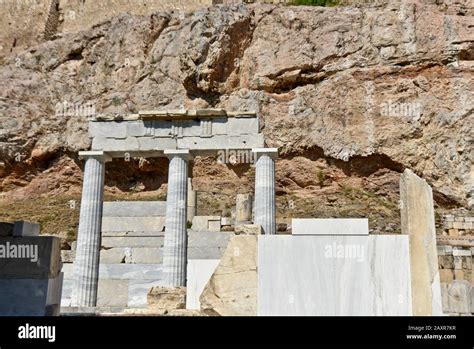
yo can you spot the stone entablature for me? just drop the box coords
[89,109,263,157]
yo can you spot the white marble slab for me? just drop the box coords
[258,235,412,316]
[292,218,369,235]
[186,259,220,310]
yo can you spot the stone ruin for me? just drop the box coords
[63,109,278,312]
[1,108,471,316]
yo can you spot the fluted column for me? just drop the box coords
[72,151,111,307]
[252,148,278,235]
[162,150,191,287]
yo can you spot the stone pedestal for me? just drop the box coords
[162,150,191,287]
[72,151,111,307]
[235,193,253,225]
[252,148,278,235]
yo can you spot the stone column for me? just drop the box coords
[235,193,253,225]
[252,148,278,235]
[163,150,191,287]
[400,169,443,316]
[72,151,111,307]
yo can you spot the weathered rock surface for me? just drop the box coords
[0,2,472,234]
[147,286,186,311]
[234,224,262,235]
[199,235,257,316]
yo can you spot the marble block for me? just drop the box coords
[191,216,221,232]
[0,236,62,279]
[64,263,162,280]
[13,221,40,237]
[98,264,162,280]
[103,201,167,217]
[0,273,63,316]
[292,218,369,235]
[188,230,233,248]
[258,235,412,316]
[128,279,164,308]
[97,279,129,307]
[400,169,443,316]
[186,259,220,310]
[102,217,166,233]
[101,236,164,248]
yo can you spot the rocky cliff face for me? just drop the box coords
[0,2,472,236]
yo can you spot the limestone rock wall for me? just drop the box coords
[0,0,219,57]
[0,1,472,233]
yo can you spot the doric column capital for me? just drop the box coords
[164,149,193,161]
[79,150,112,163]
[252,148,278,160]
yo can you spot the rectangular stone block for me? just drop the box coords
[182,120,201,136]
[211,117,227,135]
[102,216,166,232]
[92,137,140,152]
[195,108,226,116]
[186,259,220,310]
[143,120,172,137]
[61,263,74,279]
[101,236,164,248]
[100,248,128,264]
[129,247,163,264]
[292,218,369,235]
[13,221,40,237]
[454,256,463,270]
[0,273,63,316]
[126,120,146,137]
[188,230,233,248]
[60,278,73,307]
[103,201,167,217]
[138,137,177,151]
[437,245,453,256]
[258,235,412,316]
[446,280,472,314]
[62,263,162,281]
[102,231,165,237]
[191,216,221,232]
[89,121,127,139]
[99,264,162,280]
[400,169,443,316]
[228,134,264,149]
[453,249,471,256]
[187,246,227,260]
[235,224,262,235]
[128,279,163,308]
[46,272,63,315]
[0,236,62,279]
[227,117,259,135]
[0,222,13,236]
[101,247,163,264]
[208,220,221,232]
[97,279,129,307]
[177,134,264,150]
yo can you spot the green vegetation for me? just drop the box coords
[289,0,340,6]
